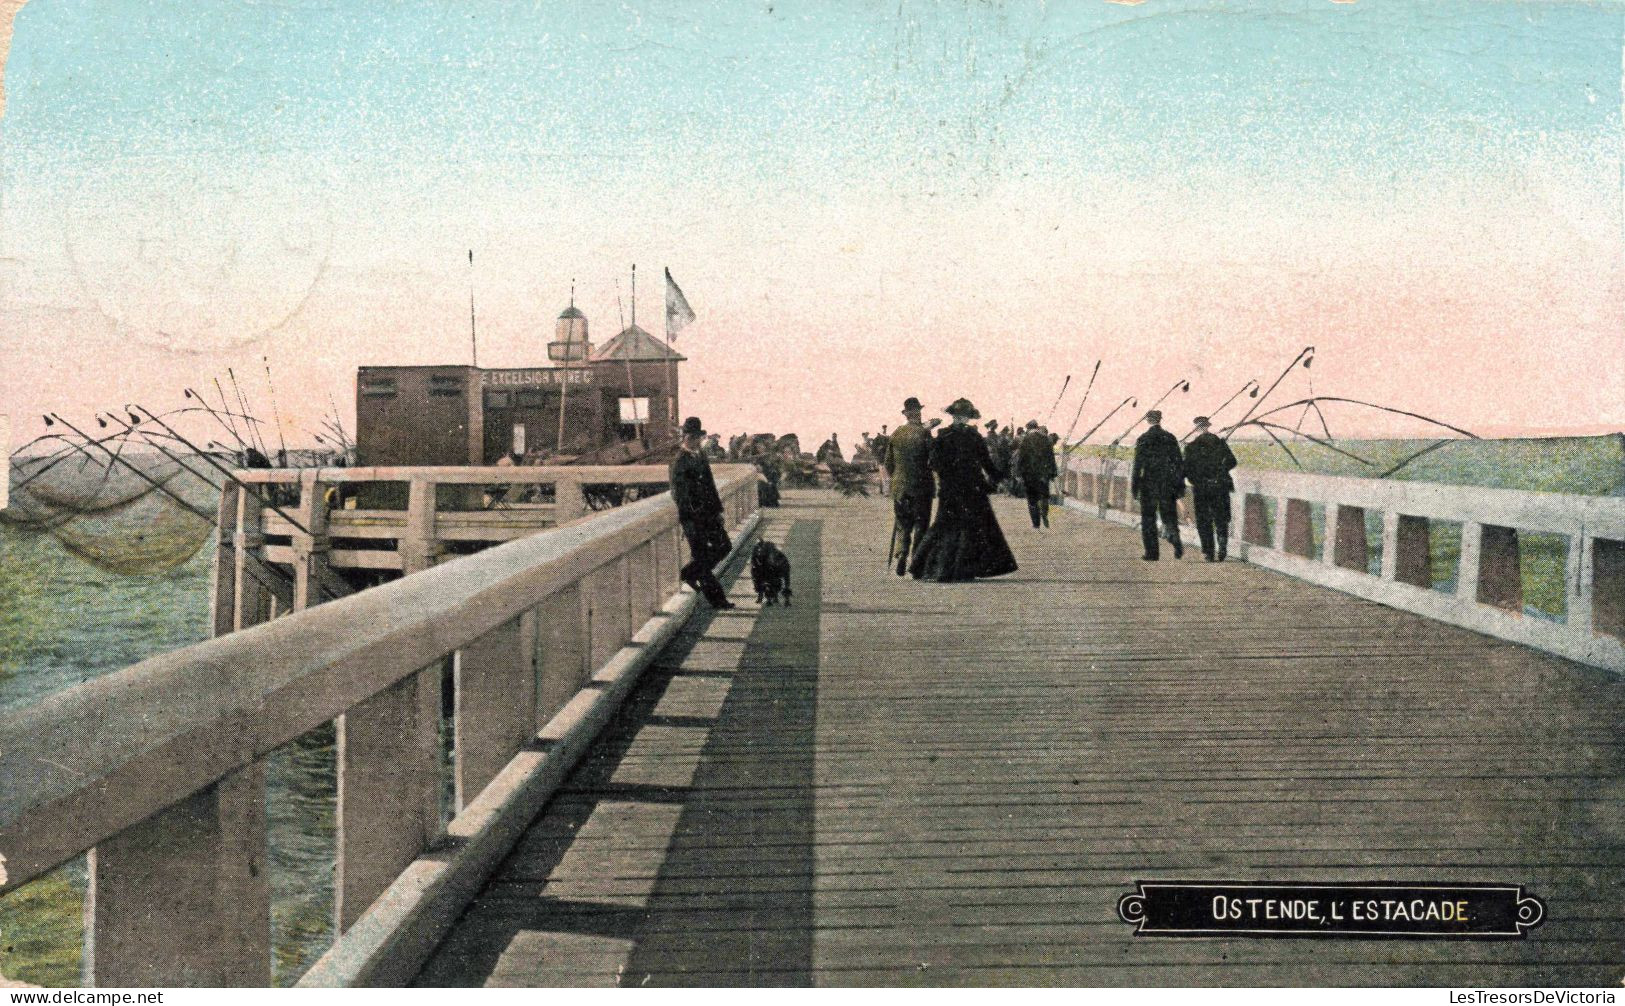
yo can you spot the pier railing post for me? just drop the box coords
[233,488,268,630]
[401,478,438,574]
[335,666,444,932]
[553,476,585,526]
[535,585,588,727]
[210,482,242,638]
[85,763,271,987]
[291,470,332,612]
[454,616,536,809]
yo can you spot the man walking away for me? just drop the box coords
[885,397,935,576]
[670,416,737,609]
[1183,415,1238,561]
[1015,420,1058,529]
[1131,410,1185,561]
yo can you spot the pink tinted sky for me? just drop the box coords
[1,1,1621,452]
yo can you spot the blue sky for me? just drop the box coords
[1,0,1621,443]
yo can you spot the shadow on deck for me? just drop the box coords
[416,491,1625,987]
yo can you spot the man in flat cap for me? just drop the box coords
[669,416,736,609]
[1130,409,1185,560]
[1014,419,1058,529]
[884,396,936,575]
[1182,415,1238,561]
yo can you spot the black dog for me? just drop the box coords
[750,540,792,606]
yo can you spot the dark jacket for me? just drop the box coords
[885,421,934,503]
[1131,425,1185,500]
[1014,431,1058,484]
[931,422,1001,503]
[1183,431,1238,493]
[669,447,723,520]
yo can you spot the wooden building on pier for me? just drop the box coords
[356,303,685,466]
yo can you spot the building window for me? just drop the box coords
[360,377,397,398]
[429,375,464,397]
[516,390,547,408]
[484,390,513,409]
[619,397,651,423]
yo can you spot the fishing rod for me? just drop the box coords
[263,356,288,461]
[1059,361,1102,450]
[1073,396,1138,447]
[124,405,312,534]
[44,415,213,522]
[1044,374,1072,428]
[10,425,146,494]
[213,377,245,447]
[1226,346,1313,441]
[226,367,263,456]
[97,416,229,492]
[1237,395,1479,442]
[1183,379,1259,442]
[184,388,248,449]
[1109,379,1189,447]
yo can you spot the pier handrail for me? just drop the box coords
[1061,453,1625,672]
[0,465,760,986]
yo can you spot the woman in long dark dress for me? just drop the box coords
[908,398,1018,582]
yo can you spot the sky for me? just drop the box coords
[1,0,1622,452]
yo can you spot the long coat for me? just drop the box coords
[908,423,1018,581]
[1131,425,1185,501]
[1014,431,1058,484]
[670,448,730,565]
[1183,431,1238,493]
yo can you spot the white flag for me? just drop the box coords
[665,268,696,339]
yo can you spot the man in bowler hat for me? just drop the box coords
[1182,415,1238,561]
[884,396,937,575]
[1131,410,1185,560]
[669,416,736,609]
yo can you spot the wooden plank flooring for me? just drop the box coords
[415,490,1625,986]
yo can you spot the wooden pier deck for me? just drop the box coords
[416,490,1625,987]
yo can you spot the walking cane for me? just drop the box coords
[887,514,900,567]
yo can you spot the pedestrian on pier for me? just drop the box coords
[670,416,736,609]
[1182,415,1237,561]
[908,398,1018,582]
[1131,410,1186,561]
[885,398,935,576]
[1015,420,1058,529]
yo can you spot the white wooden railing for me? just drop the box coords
[0,466,760,987]
[1062,454,1625,673]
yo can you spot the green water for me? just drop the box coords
[0,529,342,986]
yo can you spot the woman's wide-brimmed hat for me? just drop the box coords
[944,398,981,419]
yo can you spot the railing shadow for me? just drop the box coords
[415,519,821,987]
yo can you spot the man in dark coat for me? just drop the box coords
[1182,415,1238,561]
[669,416,736,609]
[1131,409,1185,560]
[1014,420,1058,529]
[884,397,935,575]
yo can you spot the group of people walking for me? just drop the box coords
[882,397,1060,583]
[1130,410,1239,562]
[667,401,1242,610]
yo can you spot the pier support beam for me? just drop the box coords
[85,764,270,987]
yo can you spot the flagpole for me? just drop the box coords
[468,249,478,368]
[556,280,573,454]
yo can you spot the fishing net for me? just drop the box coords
[3,454,218,575]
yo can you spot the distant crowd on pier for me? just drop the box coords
[668,397,1240,608]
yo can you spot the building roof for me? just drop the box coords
[558,305,586,320]
[589,323,686,362]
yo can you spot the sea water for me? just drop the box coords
[0,529,340,986]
